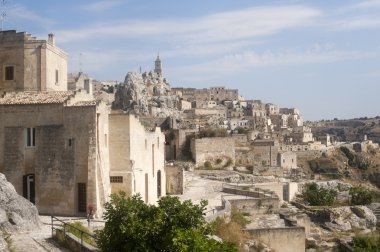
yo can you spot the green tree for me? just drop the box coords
[302,183,337,206]
[96,192,236,252]
[349,186,373,205]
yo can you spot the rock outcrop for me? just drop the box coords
[0,173,40,232]
[324,206,377,232]
[113,71,180,118]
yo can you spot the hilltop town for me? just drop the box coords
[0,30,379,252]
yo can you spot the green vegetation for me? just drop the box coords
[349,186,373,205]
[340,146,355,165]
[236,127,248,134]
[352,235,380,252]
[96,192,236,252]
[199,128,228,138]
[211,207,250,250]
[66,221,97,247]
[302,182,337,206]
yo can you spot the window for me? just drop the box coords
[5,66,14,81]
[55,69,59,84]
[66,138,74,149]
[105,134,108,147]
[110,176,123,183]
[26,128,35,147]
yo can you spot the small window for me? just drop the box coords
[105,134,108,148]
[110,176,123,183]
[26,128,35,147]
[145,139,147,150]
[66,138,74,149]
[5,66,14,81]
[55,69,59,84]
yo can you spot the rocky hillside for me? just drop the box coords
[309,117,380,143]
[113,71,181,118]
[0,173,40,232]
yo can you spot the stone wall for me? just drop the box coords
[0,94,109,217]
[190,137,235,165]
[0,30,67,92]
[245,227,305,252]
[109,113,166,204]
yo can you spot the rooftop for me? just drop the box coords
[0,91,96,106]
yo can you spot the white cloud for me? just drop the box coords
[330,17,380,31]
[57,5,321,44]
[354,0,380,9]
[82,0,124,12]
[171,48,376,78]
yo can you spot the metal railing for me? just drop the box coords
[51,216,99,252]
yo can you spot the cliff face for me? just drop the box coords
[113,71,180,118]
[0,173,40,232]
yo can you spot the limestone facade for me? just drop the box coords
[190,137,235,165]
[0,90,110,217]
[108,112,166,204]
[0,30,67,92]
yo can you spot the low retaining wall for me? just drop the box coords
[55,229,99,252]
[245,226,305,252]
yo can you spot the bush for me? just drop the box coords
[340,147,355,163]
[224,158,233,167]
[216,158,222,165]
[96,192,236,252]
[352,235,380,252]
[199,128,228,138]
[230,207,250,228]
[302,183,337,206]
[204,161,212,169]
[350,186,373,205]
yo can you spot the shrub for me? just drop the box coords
[230,207,250,228]
[340,146,355,163]
[352,235,380,252]
[302,182,337,206]
[204,161,212,169]
[350,186,373,205]
[216,158,222,165]
[96,192,236,252]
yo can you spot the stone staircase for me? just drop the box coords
[373,207,380,221]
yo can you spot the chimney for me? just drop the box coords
[48,33,55,46]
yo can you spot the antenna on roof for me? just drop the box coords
[79,52,83,73]
[0,0,7,31]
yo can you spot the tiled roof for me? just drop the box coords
[0,91,74,105]
[70,100,97,106]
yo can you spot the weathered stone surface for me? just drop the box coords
[324,206,376,232]
[113,71,180,118]
[0,173,40,232]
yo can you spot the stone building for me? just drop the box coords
[108,112,166,204]
[252,139,279,167]
[67,72,92,94]
[0,30,67,92]
[171,86,238,108]
[277,152,297,169]
[190,137,235,166]
[0,90,110,217]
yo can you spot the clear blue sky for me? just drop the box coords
[2,0,380,120]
